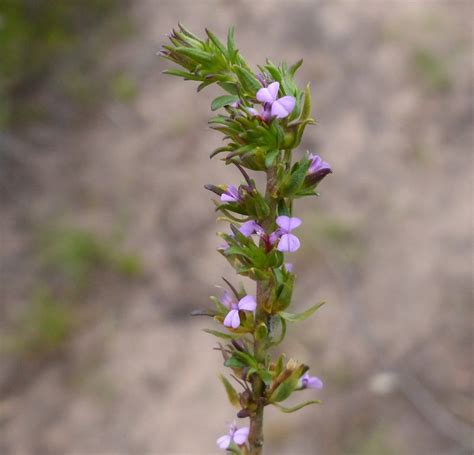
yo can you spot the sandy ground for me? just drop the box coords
[1,1,473,454]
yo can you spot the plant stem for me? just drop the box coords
[248,166,278,455]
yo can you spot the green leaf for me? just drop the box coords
[269,365,306,403]
[197,79,214,92]
[210,146,231,159]
[232,351,258,368]
[281,160,311,197]
[203,329,238,340]
[177,23,202,42]
[289,58,304,77]
[205,29,228,58]
[264,60,282,83]
[268,315,286,346]
[271,399,321,413]
[274,272,294,311]
[225,357,247,369]
[274,354,286,377]
[258,369,273,386]
[252,191,270,219]
[227,26,237,62]
[211,95,239,111]
[234,66,261,93]
[265,149,279,168]
[174,47,213,64]
[224,246,253,262]
[190,308,215,317]
[219,82,239,95]
[162,69,202,81]
[300,82,312,121]
[279,301,326,322]
[219,375,240,407]
[255,322,268,341]
[269,378,296,403]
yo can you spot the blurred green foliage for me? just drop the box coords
[0,0,129,128]
[38,226,143,287]
[351,427,394,455]
[412,48,452,92]
[304,215,365,264]
[110,72,138,102]
[8,288,74,357]
[4,227,143,359]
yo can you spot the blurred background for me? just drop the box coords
[0,1,472,454]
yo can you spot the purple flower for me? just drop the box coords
[308,153,332,175]
[300,372,324,390]
[250,81,296,121]
[284,262,293,272]
[216,422,249,449]
[256,81,280,104]
[274,216,302,253]
[239,220,264,237]
[221,292,257,329]
[305,153,332,186]
[247,105,271,122]
[220,185,240,203]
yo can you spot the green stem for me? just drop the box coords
[248,166,278,455]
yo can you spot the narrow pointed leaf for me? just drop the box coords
[203,329,239,340]
[191,308,216,317]
[162,69,202,81]
[211,95,239,111]
[279,301,326,322]
[219,375,240,407]
[271,399,321,413]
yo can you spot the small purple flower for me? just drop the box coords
[300,372,324,390]
[305,153,332,186]
[284,262,293,272]
[247,105,273,122]
[256,81,280,104]
[250,81,296,121]
[221,292,256,329]
[216,421,249,449]
[274,216,302,253]
[220,185,240,203]
[239,220,264,237]
[308,153,332,175]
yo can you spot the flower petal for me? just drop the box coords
[220,185,240,203]
[276,216,301,232]
[248,107,259,116]
[239,220,258,237]
[221,291,235,309]
[269,230,280,245]
[307,376,324,389]
[238,295,256,312]
[275,215,291,231]
[277,233,300,252]
[216,435,231,449]
[224,309,239,328]
[221,193,238,203]
[228,185,240,199]
[267,81,280,100]
[271,96,295,118]
[233,427,250,445]
[308,154,331,175]
[231,309,241,328]
[256,81,279,104]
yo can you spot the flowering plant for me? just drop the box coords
[160,25,332,454]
